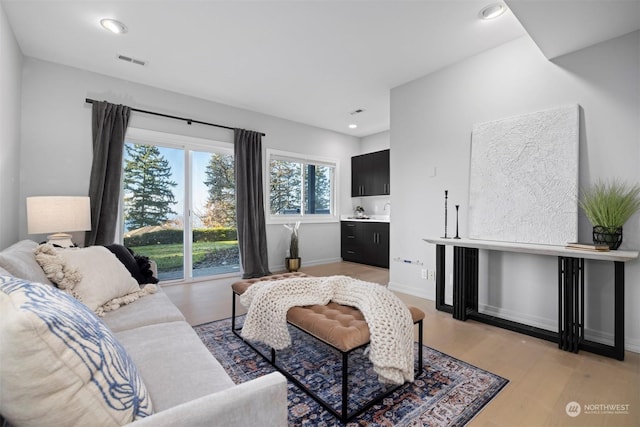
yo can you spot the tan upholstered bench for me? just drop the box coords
[231,273,425,422]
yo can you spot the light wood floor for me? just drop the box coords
[163,262,640,427]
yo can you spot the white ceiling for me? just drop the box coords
[3,1,639,137]
[506,0,640,60]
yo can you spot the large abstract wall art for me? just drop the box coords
[468,105,580,246]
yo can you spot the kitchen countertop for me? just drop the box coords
[340,215,390,223]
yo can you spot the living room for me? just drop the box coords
[1,1,639,426]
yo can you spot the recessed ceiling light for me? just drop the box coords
[100,18,128,34]
[478,3,506,20]
[348,124,358,129]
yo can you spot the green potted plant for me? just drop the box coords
[284,221,301,271]
[579,179,640,249]
[355,205,365,218]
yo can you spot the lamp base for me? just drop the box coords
[46,233,76,248]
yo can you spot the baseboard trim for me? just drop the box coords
[478,303,556,332]
[478,303,639,354]
[623,338,640,354]
[269,257,342,273]
[388,281,432,299]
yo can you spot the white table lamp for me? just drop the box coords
[26,196,92,248]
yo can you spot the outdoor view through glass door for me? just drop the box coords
[121,129,239,281]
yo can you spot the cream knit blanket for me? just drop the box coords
[240,275,414,384]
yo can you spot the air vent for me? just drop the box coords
[117,54,146,66]
[350,108,365,115]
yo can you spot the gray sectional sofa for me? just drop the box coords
[0,240,288,426]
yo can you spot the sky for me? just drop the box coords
[123,142,213,230]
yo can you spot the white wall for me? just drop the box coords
[360,130,390,152]
[389,32,640,351]
[19,58,360,272]
[0,3,23,250]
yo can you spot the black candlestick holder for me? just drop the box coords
[454,205,460,239]
[442,190,448,238]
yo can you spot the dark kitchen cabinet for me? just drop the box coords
[341,221,389,268]
[351,149,390,197]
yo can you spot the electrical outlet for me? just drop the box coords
[421,269,427,279]
[428,270,436,281]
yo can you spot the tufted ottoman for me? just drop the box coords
[231,272,425,422]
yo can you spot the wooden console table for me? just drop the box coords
[423,238,638,360]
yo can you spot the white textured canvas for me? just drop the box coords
[468,105,579,245]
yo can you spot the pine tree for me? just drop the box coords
[202,153,236,228]
[123,144,178,230]
[308,165,331,213]
[269,159,301,214]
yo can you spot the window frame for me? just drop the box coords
[122,127,238,283]
[265,148,340,225]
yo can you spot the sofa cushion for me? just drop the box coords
[115,321,235,412]
[0,240,52,285]
[102,286,185,333]
[0,276,153,426]
[34,244,156,316]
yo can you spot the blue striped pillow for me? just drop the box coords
[0,276,153,426]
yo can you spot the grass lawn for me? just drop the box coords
[131,241,239,271]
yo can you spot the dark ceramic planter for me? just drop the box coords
[592,226,623,250]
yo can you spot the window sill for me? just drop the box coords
[266,215,340,225]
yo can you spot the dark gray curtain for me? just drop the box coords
[234,129,271,278]
[85,101,131,246]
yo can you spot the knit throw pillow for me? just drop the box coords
[34,244,156,316]
[0,276,153,426]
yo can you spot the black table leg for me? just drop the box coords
[614,261,625,360]
[435,244,449,312]
[452,247,478,321]
[558,257,583,353]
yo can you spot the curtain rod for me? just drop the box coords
[85,98,266,136]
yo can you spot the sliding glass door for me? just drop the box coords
[191,149,238,278]
[121,129,240,282]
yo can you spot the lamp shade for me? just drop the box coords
[26,196,92,234]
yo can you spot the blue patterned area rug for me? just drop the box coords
[194,316,508,426]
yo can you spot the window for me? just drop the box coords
[267,149,338,223]
[121,128,239,282]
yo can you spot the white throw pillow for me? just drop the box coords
[34,244,156,315]
[0,276,153,426]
